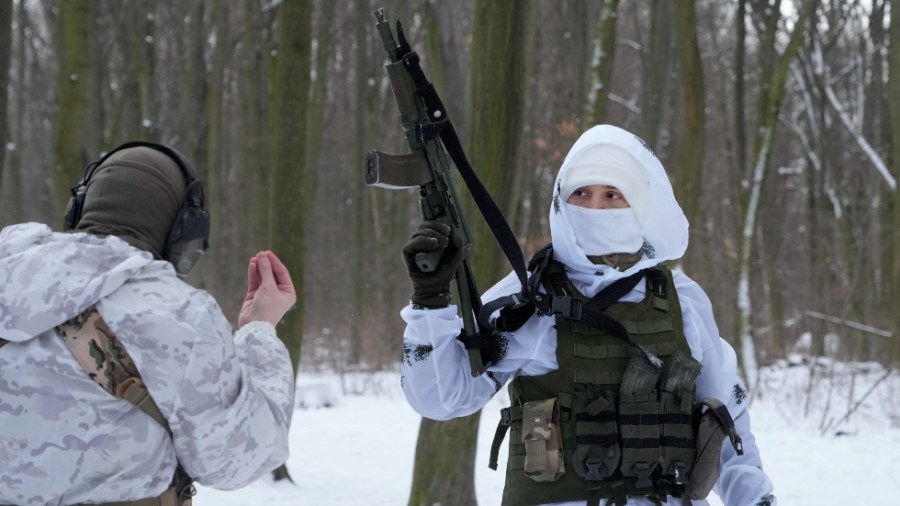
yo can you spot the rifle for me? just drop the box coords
[364,8,528,376]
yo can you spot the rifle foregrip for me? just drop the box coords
[414,251,440,273]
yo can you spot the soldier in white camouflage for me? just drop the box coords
[0,143,297,505]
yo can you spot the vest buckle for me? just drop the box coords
[584,458,606,481]
[634,462,656,488]
[550,295,582,320]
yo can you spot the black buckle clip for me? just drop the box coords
[634,463,656,488]
[499,407,511,426]
[584,458,605,481]
[551,295,582,320]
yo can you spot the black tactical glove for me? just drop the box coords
[402,221,464,308]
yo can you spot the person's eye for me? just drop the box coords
[607,191,621,200]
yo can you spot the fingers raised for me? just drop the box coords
[247,256,261,292]
[264,251,294,290]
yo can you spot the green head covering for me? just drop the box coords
[75,146,187,260]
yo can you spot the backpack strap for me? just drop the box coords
[56,306,195,506]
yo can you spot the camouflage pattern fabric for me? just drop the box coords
[56,306,141,400]
[0,223,294,505]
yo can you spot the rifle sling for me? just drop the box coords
[395,22,529,302]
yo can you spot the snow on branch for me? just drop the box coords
[823,83,897,191]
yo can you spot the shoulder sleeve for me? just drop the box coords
[672,272,776,505]
[100,279,294,490]
[400,272,557,420]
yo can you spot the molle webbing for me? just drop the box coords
[499,265,699,506]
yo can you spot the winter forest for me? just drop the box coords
[0,0,898,503]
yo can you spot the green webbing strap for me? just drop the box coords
[119,380,173,435]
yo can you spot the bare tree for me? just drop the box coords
[735,0,815,386]
[889,0,900,363]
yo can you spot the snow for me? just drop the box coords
[194,362,900,505]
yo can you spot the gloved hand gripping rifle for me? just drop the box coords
[364,8,529,376]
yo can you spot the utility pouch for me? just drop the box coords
[658,350,701,482]
[572,390,619,482]
[618,356,662,487]
[521,398,565,482]
[684,398,743,500]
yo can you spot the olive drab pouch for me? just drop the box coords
[684,398,744,500]
[572,390,619,482]
[521,398,566,482]
[617,356,663,487]
[658,350,701,483]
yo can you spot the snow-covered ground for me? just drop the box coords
[195,358,900,505]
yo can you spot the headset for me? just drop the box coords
[64,141,210,276]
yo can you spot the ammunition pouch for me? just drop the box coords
[521,398,566,482]
[572,390,619,483]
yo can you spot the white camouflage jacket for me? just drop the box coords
[400,125,776,506]
[0,223,294,505]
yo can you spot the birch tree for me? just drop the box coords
[735,0,815,387]
[583,0,619,127]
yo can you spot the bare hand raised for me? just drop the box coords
[238,251,297,328]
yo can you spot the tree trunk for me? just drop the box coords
[4,0,25,222]
[238,0,270,253]
[202,0,231,304]
[640,0,673,148]
[53,0,91,216]
[269,0,311,375]
[673,0,705,228]
[582,0,619,128]
[0,0,11,200]
[888,0,900,364]
[733,0,747,179]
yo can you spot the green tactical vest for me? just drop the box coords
[500,262,700,506]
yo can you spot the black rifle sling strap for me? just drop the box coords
[394,20,529,309]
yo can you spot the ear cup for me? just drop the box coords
[165,203,210,276]
[64,184,87,230]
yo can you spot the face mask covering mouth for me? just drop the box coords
[565,204,643,258]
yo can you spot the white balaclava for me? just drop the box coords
[549,124,689,292]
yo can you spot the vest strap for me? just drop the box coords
[489,407,512,470]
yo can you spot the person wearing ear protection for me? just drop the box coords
[0,143,297,505]
[399,125,775,506]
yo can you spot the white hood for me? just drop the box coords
[549,124,689,292]
[0,222,157,342]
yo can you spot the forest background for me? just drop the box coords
[0,0,897,502]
